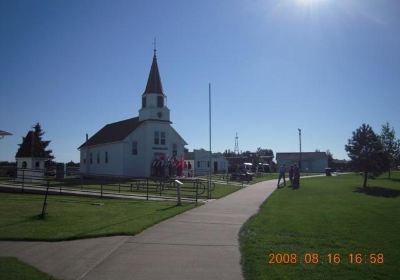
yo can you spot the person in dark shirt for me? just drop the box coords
[277,164,286,188]
[289,165,294,186]
[293,164,300,189]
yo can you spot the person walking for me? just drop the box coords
[289,165,294,186]
[277,164,286,188]
[293,164,300,189]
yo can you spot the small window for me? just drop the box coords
[173,143,177,156]
[132,141,138,155]
[197,161,200,168]
[83,158,86,164]
[22,161,27,169]
[142,96,146,108]
[207,161,210,168]
[90,153,93,164]
[97,152,100,164]
[161,132,166,145]
[35,161,40,169]
[105,151,108,163]
[157,96,164,108]
[154,131,159,145]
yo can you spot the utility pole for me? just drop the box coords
[208,83,212,199]
[298,128,302,172]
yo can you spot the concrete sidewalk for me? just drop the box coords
[0,179,278,280]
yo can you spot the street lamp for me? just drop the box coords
[298,128,302,172]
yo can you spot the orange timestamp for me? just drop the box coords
[268,252,384,265]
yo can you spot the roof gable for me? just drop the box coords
[79,117,143,148]
[16,131,47,158]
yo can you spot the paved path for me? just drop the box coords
[0,179,278,280]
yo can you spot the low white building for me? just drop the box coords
[186,149,228,176]
[15,130,48,182]
[276,152,328,173]
[79,51,187,178]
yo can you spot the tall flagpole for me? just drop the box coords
[208,83,212,199]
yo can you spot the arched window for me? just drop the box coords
[142,97,146,108]
[35,161,40,169]
[22,161,27,169]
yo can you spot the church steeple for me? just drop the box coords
[139,48,170,122]
[143,49,164,95]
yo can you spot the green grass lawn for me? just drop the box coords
[211,183,242,198]
[0,193,195,241]
[240,172,400,280]
[0,257,57,280]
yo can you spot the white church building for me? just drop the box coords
[79,50,187,178]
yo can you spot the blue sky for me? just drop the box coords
[1,0,399,163]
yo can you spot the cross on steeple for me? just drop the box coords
[153,38,157,57]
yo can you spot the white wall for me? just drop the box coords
[80,142,124,176]
[16,157,46,182]
[123,121,187,177]
[79,121,187,178]
[193,149,228,176]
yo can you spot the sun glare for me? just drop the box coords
[296,0,326,6]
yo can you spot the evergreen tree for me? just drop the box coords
[32,123,54,160]
[345,124,389,188]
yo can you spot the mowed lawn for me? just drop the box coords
[240,172,400,280]
[0,193,195,241]
[0,257,58,280]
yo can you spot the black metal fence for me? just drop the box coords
[0,168,217,204]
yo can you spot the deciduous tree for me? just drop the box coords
[345,124,389,188]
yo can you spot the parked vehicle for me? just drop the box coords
[230,172,253,182]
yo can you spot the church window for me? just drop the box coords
[97,152,100,164]
[154,131,159,145]
[90,153,93,164]
[157,96,164,108]
[132,141,138,155]
[173,143,177,156]
[142,97,146,108]
[105,151,108,163]
[35,161,40,169]
[161,132,166,145]
[22,161,27,169]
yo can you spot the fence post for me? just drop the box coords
[195,180,198,205]
[21,169,25,193]
[130,183,133,192]
[146,179,149,200]
[175,180,182,206]
[101,184,103,198]
[40,181,50,219]
[118,183,121,193]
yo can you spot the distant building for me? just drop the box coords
[185,149,228,176]
[79,51,187,178]
[276,152,328,173]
